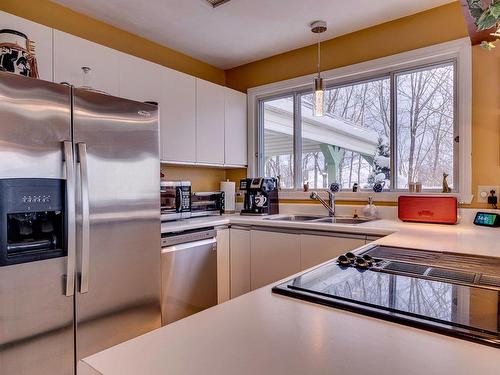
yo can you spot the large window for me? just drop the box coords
[258,61,457,192]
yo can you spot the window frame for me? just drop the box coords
[248,38,472,203]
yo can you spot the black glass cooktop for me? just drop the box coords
[272,245,500,348]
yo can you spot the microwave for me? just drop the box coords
[160,181,191,222]
[191,191,225,218]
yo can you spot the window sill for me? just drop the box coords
[278,190,472,204]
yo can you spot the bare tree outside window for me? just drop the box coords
[259,61,456,192]
[396,63,455,189]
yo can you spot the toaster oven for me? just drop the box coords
[190,191,225,218]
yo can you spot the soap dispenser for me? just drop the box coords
[362,196,378,218]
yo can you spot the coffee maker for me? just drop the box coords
[240,177,279,215]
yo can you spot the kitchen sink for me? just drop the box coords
[314,216,376,224]
[264,215,376,224]
[264,215,325,222]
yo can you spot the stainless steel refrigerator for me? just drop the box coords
[0,72,161,374]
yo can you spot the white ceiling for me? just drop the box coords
[52,0,454,70]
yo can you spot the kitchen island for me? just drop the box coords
[79,217,500,375]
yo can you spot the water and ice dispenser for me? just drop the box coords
[0,179,66,266]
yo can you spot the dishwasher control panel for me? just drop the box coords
[161,228,217,247]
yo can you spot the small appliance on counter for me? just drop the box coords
[191,191,225,218]
[240,177,279,216]
[398,195,458,224]
[160,181,191,222]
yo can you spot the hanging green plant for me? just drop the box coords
[467,0,500,50]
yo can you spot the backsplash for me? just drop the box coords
[160,164,246,192]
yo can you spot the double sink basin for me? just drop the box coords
[264,215,376,225]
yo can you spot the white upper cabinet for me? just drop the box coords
[224,88,247,166]
[196,78,225,165]
[0,11,53,81]
[53,30,120,96]
[118,53,163,103]
[118,54,197,162]
[161,68,197,163]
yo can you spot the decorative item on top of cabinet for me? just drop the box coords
[0,29,38,78]
[0,11,52,80]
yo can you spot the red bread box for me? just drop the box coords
[398,196,458,224]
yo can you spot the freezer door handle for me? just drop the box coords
[63,141,76,297]
[78,142,91,294]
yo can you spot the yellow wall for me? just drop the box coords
[471,45,500,207]
[225,2,468,92]
[0,0,225,85]
[161,165,227,192]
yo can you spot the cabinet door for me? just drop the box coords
[224,88,247,166]
[119,53,163,103]
[216,228,230,304]
[0,11,53,81]
[230,228,251,298]
[196,79,225,164]
[300,234,365,271]
[54,30,120,95]
[161,69,196,162]
[250,230,300,290]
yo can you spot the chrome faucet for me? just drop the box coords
[310,189,335,217]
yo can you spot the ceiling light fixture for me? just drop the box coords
[205,0,231,8]
[310,20,327,117]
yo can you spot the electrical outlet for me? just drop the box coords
[477,186,500,203]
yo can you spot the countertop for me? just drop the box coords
[161,213,399,236]
[81,216,500,375]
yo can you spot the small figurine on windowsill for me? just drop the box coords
[442,173,452,193]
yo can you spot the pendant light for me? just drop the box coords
[311,21,327,117]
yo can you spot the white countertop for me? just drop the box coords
[81,215,500,375]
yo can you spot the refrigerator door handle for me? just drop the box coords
[78,142,91,294]
[63,141,76,297]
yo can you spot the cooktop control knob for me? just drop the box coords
[345,252,356,261]
[355,256,369,268]
[362,254,374,266]
[337,255,351,266]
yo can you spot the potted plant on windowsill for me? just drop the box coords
[467,0,500,50]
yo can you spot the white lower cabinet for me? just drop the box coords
[250,230,300,290]
[227,228,369,299]
[216,228,230,304]
[230,228,251,299]
[300,234,365,271]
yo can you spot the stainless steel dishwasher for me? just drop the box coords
[160,228,218,325]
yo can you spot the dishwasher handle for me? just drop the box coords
[161,237,216,254]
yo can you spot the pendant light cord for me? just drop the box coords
[317,39,321,79]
